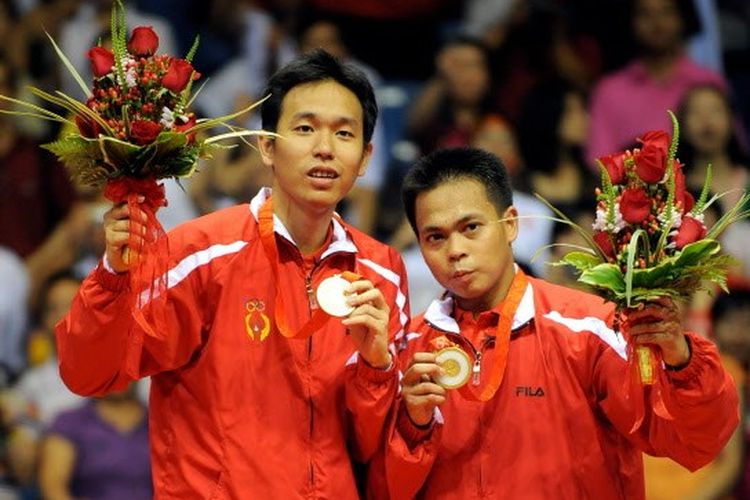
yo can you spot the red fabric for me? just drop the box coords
[55,194,409,498]
[373,278,739,499]
[103,177,168,339]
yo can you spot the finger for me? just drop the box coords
[632,333,673,345]
[342,303,387,323]
[404,393,447,407]
[346,285,387,310]
[410,352,438,366]
[403,382,447,398]
[402,362,444,385]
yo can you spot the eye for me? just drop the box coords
[464,222,481,234]
[294,124,314,133]
[423,233,444,244]
[336,129,355,138]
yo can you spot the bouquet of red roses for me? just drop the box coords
[542,111,748,427]
[0,1,265,338]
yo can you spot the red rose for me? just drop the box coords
[74,115,102,138]
[674,215,707,249]
[673,163,695,212]
[634,130,670,183]
[593,231,616,259]
[130,120,162,145]
[599,152,627,184]
[162,59,197,93]
[87,47,114,77]
[174,114,197,144]
[619,188,651,224]
[128,26,159,56]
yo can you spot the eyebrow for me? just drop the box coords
[420,213,484,233]
[290,112,359,128]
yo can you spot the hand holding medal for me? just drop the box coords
[430,336,472,389]
[316,271,393,370]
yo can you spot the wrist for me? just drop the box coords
[362,351,393,371]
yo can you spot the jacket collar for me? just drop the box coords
[423,269,535,334]
[249,187,358,257]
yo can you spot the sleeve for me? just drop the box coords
[55,232,215,397]
[595,332,740,471]
[367,327,443,500]
[344,249,409,462]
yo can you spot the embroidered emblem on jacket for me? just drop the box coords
[244,299,271,341]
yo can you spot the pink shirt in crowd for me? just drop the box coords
[586,54,726,166]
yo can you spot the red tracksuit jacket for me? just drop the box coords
[56,188,410,499]
[373,275,739,499]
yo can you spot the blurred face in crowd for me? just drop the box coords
[415,177,518,312]
[682,87,733,157]
[438,43,490,107]
[258,80,371,215]
[300,21,347,59]
[633,0,684,54]
[558,92,589,147]
[715,306,750,367]
[43,278,80,332]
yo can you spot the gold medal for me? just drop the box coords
[434,346,472,389]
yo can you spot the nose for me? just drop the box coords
[313,131,334,160]
[446,234,467,262]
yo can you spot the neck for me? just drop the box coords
[641,49,681,79]
[272,193,333,255]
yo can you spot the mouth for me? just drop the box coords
[307,167,339,179]
[452,269,473,279]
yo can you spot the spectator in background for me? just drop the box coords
[2,273,83,490]
[517,79,593,210]
[586,0,726,166]
[677,84,750,283]
[0,247,29,377]
[38,385,151,500]
[0,55,75,258]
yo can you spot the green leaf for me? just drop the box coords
[45,31,91,99]
[560,251,602,271]
[98,136,140,170]
[579,264,626,295]
[674,239,721,267]
[624,228,647,307]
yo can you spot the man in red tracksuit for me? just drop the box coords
[372,147,739,499]
[56,50,409,498]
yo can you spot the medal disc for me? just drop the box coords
[316,275,354,317]
[434,347,472,389]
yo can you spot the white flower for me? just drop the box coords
[658,207,682,229]
[592,204,627,233]
[160,107,175,129]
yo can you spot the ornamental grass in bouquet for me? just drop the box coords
[542,111,749,427]
[0,0,266,338]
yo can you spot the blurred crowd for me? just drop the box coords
[1,0,750,498]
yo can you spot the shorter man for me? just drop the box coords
[374,147,739,499]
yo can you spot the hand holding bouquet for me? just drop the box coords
[543,111,749,429]
[0,1,266,338]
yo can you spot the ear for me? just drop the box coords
[357,142,373,177]
[257,133,276,168]
[501,206,519,244]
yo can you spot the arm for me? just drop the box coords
[38,434,76,500]
[55,202,210,396]
[596,301,740,471]
[343,255,409,462]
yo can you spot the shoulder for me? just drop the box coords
[346,221,406,276]
[167,204,257,260]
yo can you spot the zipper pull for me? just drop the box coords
[305,275,319,310]
[472,357,481,386]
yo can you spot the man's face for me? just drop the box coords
[258,80,371,215]
[415,177,518,311]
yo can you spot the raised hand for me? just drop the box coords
[401,352,447,427]
[341,278,392,369]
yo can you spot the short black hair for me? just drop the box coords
[260,49,377,144]
[630,0,701,40]
[402,147,514,234]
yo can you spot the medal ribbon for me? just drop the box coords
[258,197,355,340]
[459,269,528,402]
